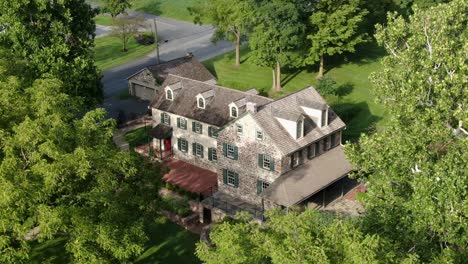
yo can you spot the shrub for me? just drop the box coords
[161,196,191,217]
[134,33,155,45]
[316,76,338,96]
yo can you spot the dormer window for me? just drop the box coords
[296,119,304,139]
[230,106,238,118]
[166,89,173,100]
[198,97,205,109]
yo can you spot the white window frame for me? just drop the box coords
[296,119,303,139]
[262,155,271,170]
[230,106,238,118]
[179,118,187,129]
[198,97,205,109]
[162,113,170,125]
[236,124,243,135]
[227,170,236,186]
[195,143,203,157]
[256,130,263,141]
[292,152,300,167]
[227,144,235,159]
[166,89,173,100]
[211,149,218,161]
[194,122,202,133]
[180,139,188,152]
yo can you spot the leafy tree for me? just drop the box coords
[394,0,453,16]
[0,0,102,106]
[249,0,305,92]
[305,0,368,79]
[346,0,467,261]
[111,14,145,52]
[102,0,132,18]
[190,0,254,67]
[197,210,407,263]
[0,77,163,263]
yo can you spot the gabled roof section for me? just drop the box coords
[127,54,216,83]
[252,86,346,155]
[151,75,273,127]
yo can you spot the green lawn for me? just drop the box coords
[94,14,113,26]
[203,43,389,141]
[124,126,151,148]
[91,0,199,22]
[30,216,200,263]
[94,34,154,70]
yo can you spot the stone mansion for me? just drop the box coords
[130,55,353,222]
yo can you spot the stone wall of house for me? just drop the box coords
[152,108,218,172]
[216,114,283,206]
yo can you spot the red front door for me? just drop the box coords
[164,138,171,152]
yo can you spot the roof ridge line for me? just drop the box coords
[166,74,274,102]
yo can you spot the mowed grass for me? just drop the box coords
[203,43,389,141]
[91,0,199,22]
[124,126,151,148]
[94,34,154,70]
[94,14,113,26]
[30,216,201,263]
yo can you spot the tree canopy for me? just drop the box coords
[102,0,132,18]
[0,0,102,106]
[249,0,305,92]
[305,0,368,78]
[190,0,254,67]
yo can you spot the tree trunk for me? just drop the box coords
[271,68,276,91]
[317,55,324,79]
[276,61,282,92]
[235,32,241,67]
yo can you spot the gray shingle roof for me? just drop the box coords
[151,75,273,127]
[262,145,353,207]
[252,86,346,155]
[128,54,216,83]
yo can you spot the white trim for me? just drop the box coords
[196,94,206,109]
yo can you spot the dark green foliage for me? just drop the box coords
[0,0,103,107]
[160,196,192,217]
[315,76,338,96]
[102,0,132,18]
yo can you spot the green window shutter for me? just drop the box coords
[177,138,181,151]
[234,173,239,188]
[315,142,320,155]
[167,115,171,125]
[200,145,204,158]
[307,145,311,159]
[223,143,227,157]
[192,143,196,155]
[331,133,336,146]
[258,154,263,168]
[270,158,275,171]
[257,180,262,194]
[192,121,196,132]
[208,127,212,137]
[222,169,227,184]
[160,113,164,123]
[290,155,294,169]
[208,148,213,161]
[233,146,238,160]
[200,124,203,134]
[298,150,302,160]
[177,117,181,128]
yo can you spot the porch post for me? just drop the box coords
[159,139,162,159]
[322,189,326,208]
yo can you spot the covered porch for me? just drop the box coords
[147,124,173,160]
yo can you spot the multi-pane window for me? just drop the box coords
[161,112,170,125]
[324,136,330,150]
[262,155,271,170]
[195,143,203,157]
[296,119,303,139]
[193,122,202,134]
[227,170,236,186]
[231,106,238,117]
[307,143,316,159]
[178,138,188,152]
[291,151,300,167]
[166,89,173,100]
[198,97,205,109]
[208,126,218,138]
[227,144,235,159]
[256,130,263,140]
[257,180,270,194]
[236,124,243,135]
[211,149,217,161]
[178,118,187,129]
[315,141,320,156]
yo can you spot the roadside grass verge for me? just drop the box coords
[94,33,154,70]
[94,14,113,26]
[203,43,388,141]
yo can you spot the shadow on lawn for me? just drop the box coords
[332,101,382,142]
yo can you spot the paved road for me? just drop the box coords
[89,3,234,118]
